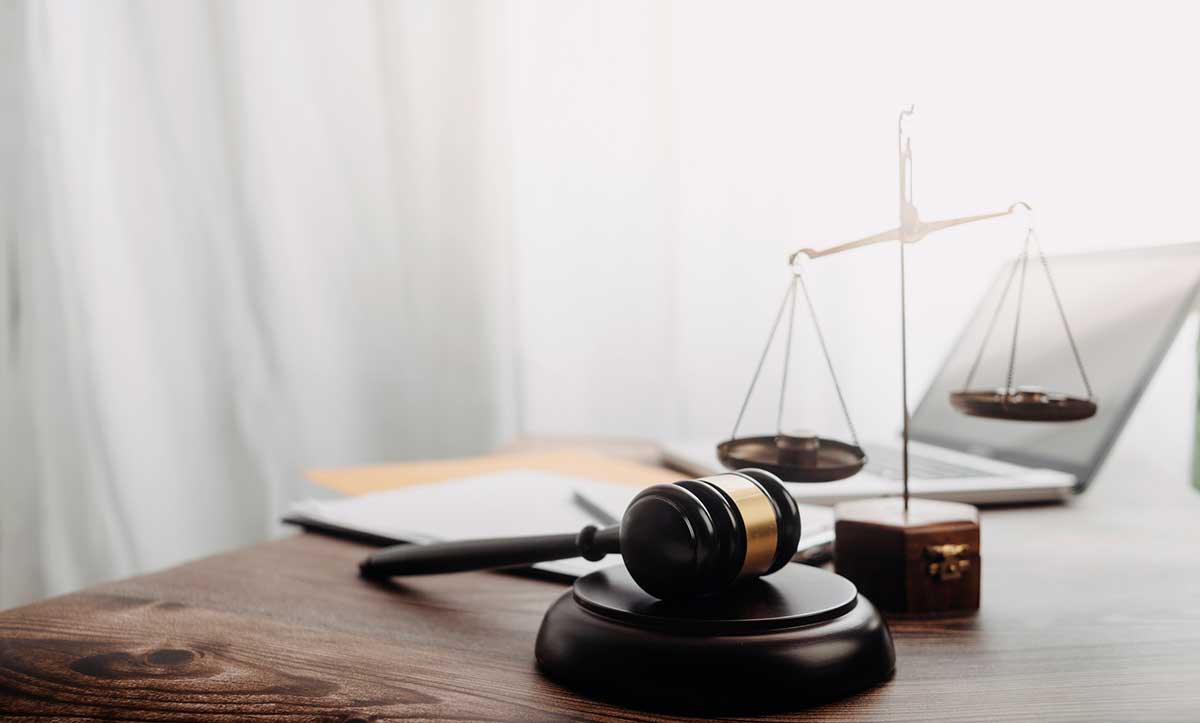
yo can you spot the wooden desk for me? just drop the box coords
[3,456,1199,721]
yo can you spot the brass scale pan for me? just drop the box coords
[718,435,866,483]
[950,387,1096,422]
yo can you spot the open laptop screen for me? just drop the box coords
[909,243,1200,486]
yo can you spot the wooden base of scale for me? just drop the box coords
[834,497,981,616]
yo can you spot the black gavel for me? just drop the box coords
[358,469,801,600]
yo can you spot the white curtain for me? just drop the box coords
[4,1,1198,608]
[1,1,519,607]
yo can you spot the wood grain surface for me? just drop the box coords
[3,452,1200,721]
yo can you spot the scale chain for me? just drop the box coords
[795,270,861,447]
[775,278,798,434]
[731,279,795,440]
[963,257,1022,391]
[1032,232,1095,399]
[1004,232,1032,397]
[731,272,863,447]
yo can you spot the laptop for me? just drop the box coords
[664,243,1200,506]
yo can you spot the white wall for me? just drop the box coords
[510,1,1200,447]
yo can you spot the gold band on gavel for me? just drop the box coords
[698,474,778,578]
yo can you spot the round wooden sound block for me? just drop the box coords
[535,564,895,714]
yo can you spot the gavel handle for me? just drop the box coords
[358,525,621,578]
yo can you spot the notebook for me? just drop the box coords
[285,469,835,579]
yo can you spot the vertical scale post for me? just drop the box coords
[899,241,910,514]
[897,109,913,515]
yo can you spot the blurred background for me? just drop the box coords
[2,0,1198,608]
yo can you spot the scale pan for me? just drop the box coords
[717,435,866,483]
[950,387,1097,422]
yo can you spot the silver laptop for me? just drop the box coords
[664,243,1200,506]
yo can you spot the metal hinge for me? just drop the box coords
[924,543,971,581]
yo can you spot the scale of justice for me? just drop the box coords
[362,108,1098,713]
[542,108,1095,713]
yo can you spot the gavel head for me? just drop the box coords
[619,469,801,600]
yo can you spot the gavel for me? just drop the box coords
[359,468,801,600]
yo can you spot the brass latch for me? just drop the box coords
[924,543,971,581]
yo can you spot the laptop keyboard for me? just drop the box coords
[866,447,992,480]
